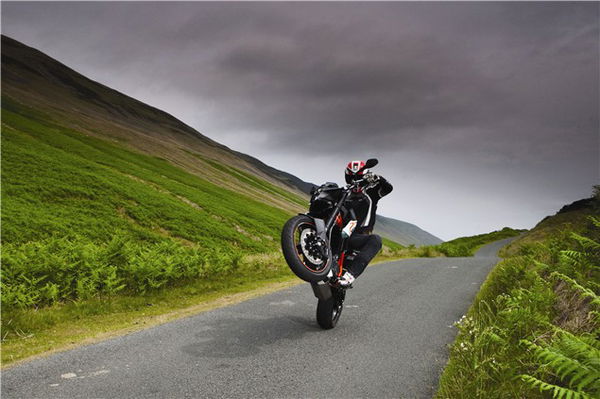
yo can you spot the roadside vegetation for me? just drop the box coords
[435,227,525,257]
[436,189,599,399]
[377,227,524,259]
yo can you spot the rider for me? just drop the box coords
[338,160,393,287]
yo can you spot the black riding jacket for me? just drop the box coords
[345,176,393,234]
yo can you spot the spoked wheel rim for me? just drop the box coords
[293,222,328,273]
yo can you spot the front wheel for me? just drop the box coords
[281,215,331,282]
[316,287,345,329]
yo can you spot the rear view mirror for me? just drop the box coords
[364,158,378,169]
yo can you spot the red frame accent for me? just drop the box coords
[337,251,346,277]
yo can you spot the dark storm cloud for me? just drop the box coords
[3,2,595,152]
[2,2,598,239]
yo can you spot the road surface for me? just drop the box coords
[2,240,510,398]
[474,236,517,257]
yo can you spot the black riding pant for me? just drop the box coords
[346,233,382,277]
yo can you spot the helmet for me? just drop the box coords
[345,160,367,184]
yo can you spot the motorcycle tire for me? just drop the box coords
[316,287,344,329]
[281,214,332,282]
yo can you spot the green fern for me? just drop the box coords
[520,374,591,399]
[560,250,595,273]
[556,231,600,285]
[550,272,600,307]
[520,333,600,398]
[570,233,600,252]
[588,216,600,229]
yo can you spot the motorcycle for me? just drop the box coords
[280,158,379,329]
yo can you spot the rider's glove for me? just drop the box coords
[365,173,380,184]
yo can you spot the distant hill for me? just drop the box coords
[374,214,443,246]
[1,35,440,246]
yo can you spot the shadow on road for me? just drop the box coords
[181,315,321,359]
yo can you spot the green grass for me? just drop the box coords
[1,98,294,318]
[375,228,525,260]
[190,152,308,207]
[435,196,600,398]
[501,206,596,258]
[381,237,405,252]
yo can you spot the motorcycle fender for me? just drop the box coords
[311,281,332,301]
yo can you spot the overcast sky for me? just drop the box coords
[3,2,599,240]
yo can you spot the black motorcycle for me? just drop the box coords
[281,158,379,329]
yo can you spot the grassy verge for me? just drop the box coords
[435,195,599,398]
[436,227,526,257]
[376,228,526,261]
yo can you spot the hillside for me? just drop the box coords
[1,35,447,308]
[1,35,309,212]
[501,196,598,257]
[1,35,439,246]
[1,83,313,364]
[374,214,442,246]
[436,192,599,398]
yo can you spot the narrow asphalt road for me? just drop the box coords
[2,240,510,399]
[474,236,517,257]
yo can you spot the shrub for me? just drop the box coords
[1,235,246,307]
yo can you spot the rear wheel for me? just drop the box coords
[281,215,332,282]
[316,287,345,329]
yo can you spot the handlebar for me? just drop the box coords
[346,173,377,191]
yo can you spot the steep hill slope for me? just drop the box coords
[374,214,442,246]
[1,35,441,245]
[500,196,598,257]
[2,100,293,298]
[1,35,309,213]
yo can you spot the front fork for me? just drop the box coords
[311,244,350,301]
[310,281,346,311]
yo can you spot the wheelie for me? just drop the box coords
[281,159,393,329]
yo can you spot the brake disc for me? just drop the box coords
[300,228,325,266]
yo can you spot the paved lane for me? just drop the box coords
[475,236,519,257]
[2,241,508,398]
